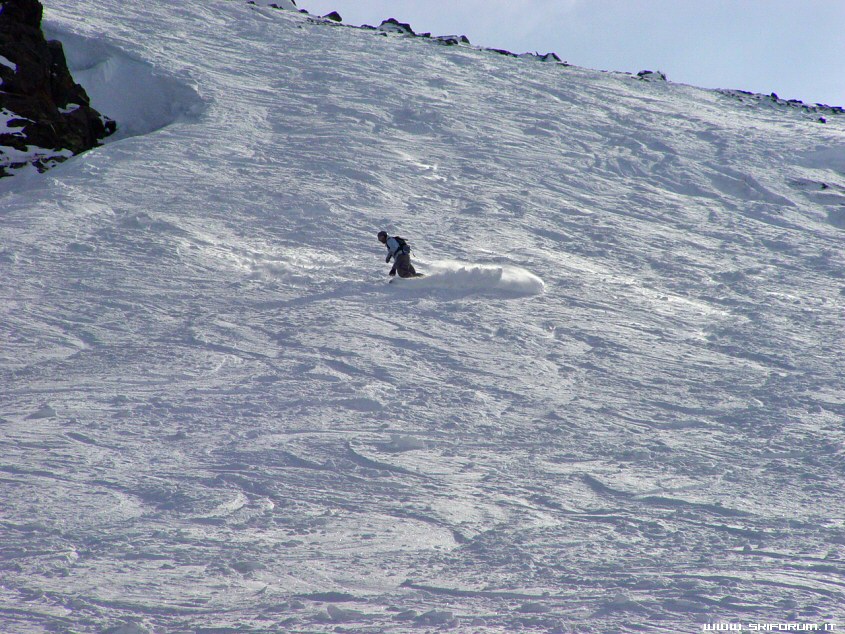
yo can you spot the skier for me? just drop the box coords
[377,230,422,278]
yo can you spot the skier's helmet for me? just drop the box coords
[377,231,388,242]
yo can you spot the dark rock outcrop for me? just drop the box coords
[379,18,415,36]
[433,35,471,46]
[720,88,844,119]
[0,0,115,177]
[637,70,667,82]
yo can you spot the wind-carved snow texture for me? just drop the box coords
[2,1,845,633]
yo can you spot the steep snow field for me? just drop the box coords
[2,1,845,632]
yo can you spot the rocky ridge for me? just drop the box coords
[266,2,844,121]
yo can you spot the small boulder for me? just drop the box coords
[379,18,415,36]
[434,34,471,46]
[637,70,667,81]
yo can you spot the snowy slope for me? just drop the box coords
[2,1,845,632]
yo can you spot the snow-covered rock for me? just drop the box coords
[0,0,114,177]
[637,69,667,81]
[378,17,416,36]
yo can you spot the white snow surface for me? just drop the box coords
[2,1,845,632]
[0,54,16,72]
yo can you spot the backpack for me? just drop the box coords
[392,236,411,256]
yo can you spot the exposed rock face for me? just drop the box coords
[0,0,116,177]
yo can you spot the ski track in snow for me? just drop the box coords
[2,1,845,632]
